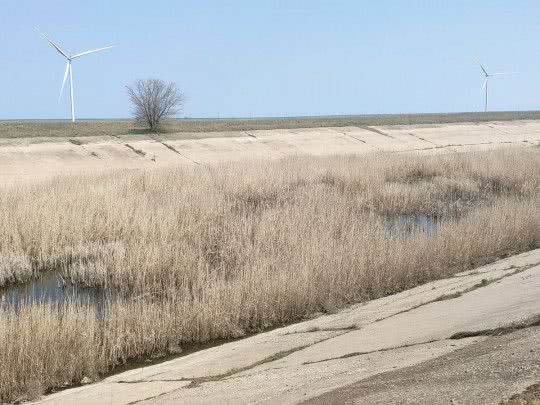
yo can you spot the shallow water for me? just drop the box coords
[0,271,112,314]
[384,213,439,237]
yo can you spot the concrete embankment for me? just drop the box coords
[1,120,539,185]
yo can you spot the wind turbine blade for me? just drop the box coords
[490,72,518,76]
[478,62,488,76]
[59,62,70,102]
[35,27,69,59]
[482,78,488,91]
[71,46,113,59]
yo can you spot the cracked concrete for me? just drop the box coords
[373,262,540,323]
[449,314,540,339]
[32,248,540,405]
[281,324,360,335]
[361,126,396,138]
[304,325,540,405]
[151,137,202,166]
[117,332,343,389]
[301,338,442,365]
[2,119,540,185]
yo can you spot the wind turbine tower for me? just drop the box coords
[479,62,513,112]
[37,28,113,122]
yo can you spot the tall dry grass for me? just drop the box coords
[1,147,540,401]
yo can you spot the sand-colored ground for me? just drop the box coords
[1,120,539,185]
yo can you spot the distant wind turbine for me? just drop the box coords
[478,62,515,112]
[36,28,113,122]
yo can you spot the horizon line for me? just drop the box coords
[2,110,540,122]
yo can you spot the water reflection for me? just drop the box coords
[0,271,113,316]
[384,213,439,237]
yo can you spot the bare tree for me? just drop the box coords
[126,79,184,131]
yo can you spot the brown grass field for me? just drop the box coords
[3,111,540,139]
[0,147,540,401]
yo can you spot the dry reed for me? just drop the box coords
[0,147,539,401]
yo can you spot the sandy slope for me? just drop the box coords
[1,120,539,185]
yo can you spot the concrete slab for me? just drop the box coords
[304,326,540,405]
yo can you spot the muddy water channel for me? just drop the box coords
[0,271,113,315]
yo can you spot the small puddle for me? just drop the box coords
[0,271,113,316]
[384,214,439,237]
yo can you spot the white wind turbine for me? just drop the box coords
[478,62,514,112]
[37,28,113,122]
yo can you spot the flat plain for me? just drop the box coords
[3,111,540,139]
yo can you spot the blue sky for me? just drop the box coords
[1,0,539,119]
